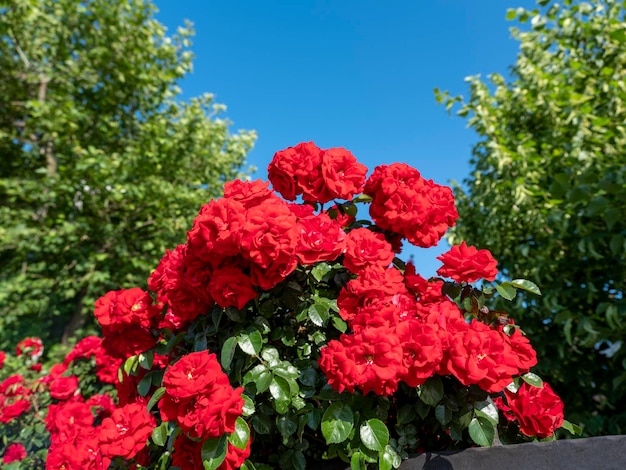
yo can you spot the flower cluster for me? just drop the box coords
[0,142,571,469]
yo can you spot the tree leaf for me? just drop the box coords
[147,387,166,411]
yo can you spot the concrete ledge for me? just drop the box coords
[399,435,626,470]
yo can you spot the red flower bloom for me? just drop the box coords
[3,442,26,463]
[364,163,457,248]
[436,241,499,283]
[49,375,79,401]
[444,320,518,393]
[163,351,227,400]
[64,336,102,366]
[295,213,346,265]
[397,319,443,387]
[101,327,156,360]
[268,142,325,201]
[94,288,159,335]
[503,382,565,438]
[320,147,367,201]
[0,351,6,370]
[224,178,273,206]
[208,263,258,310]
[321,327,407,396]
[46,400,94,443]
[97,403,156,459]
[15,337,44,361]
[187,198,247,260]
[343,228,394,274]
[220,439,253,470]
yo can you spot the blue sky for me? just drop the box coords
[155,0,537,277]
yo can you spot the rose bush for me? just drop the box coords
[0,142,580,469]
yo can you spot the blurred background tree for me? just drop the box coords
[0,0,256,350]
[438,0,626,435]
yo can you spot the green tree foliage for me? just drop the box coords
[437,0,626,435]
[0,0,256,349]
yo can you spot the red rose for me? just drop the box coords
[163,351,227,399]
[101,326,156,360]
[364,163,457,248]
[239,201,298,269]
[49,375,79,401]
[15,337,44,361]
[97,402,156,459]
[444,320,518,393]
[249,254,298,290]
[504,381,565,438]
[320,147,367,201]
[436,241,499,283]
[187,198,247,260]
[268,142,327,202]
[295,213,346,265]
[397,319,443,387]
[223,178,274,208]
[343,227,394,274]
[0,351,6,370]
[171,435,204,470]
[46,401,94,443]
[318,338,360,393]
[208,263,258,310]
[94,288,159,335]
[64,336,102,366]
[2,442,26,463]
[219,439,253,470]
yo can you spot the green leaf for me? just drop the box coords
[311,262,332,281]
[151,421,169,446]
[147,386,166,411]
[138,350,154,370]
[229,417,251,450]
[560,419,583,435]
[379,445,402,470]
[202,435,228,470]
[332,316,347,333]
[495,283,517,301]
[350,451,367,470]
[308,302,330,326]
[243,364,272,393]
[359,418,389,452]
[277,414,298,439]
[474,400,499,425]
[418,376,444,406]
[468,417,495,446]
[509,279,542,296]
[506,8,517,20]
[221,336,238,370]
[321,402,354,444]
[242,394,255,416]
[137,374,152,397]
[261,346,280,366]
[435,404,453,426]
[521,372,543,388]
[269,376,291,402]
[238,328,263,356]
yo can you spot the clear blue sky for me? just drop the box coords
[155,0,536,277]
